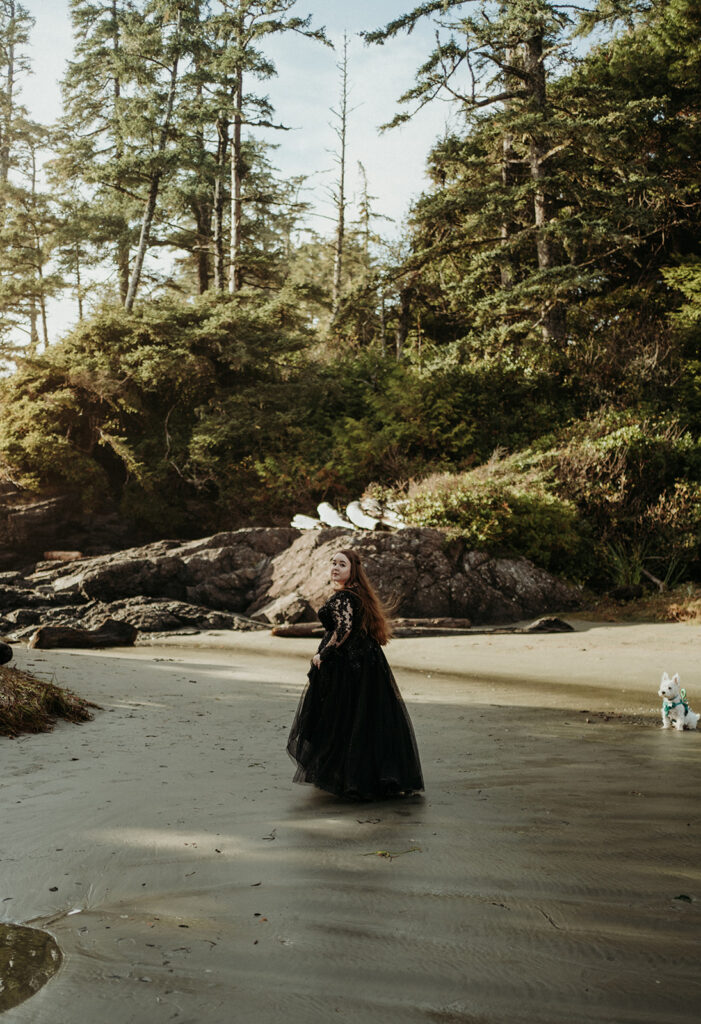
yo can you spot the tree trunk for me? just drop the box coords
[192,70,210,293]
[39,274,49,349]
[124,10,181,312]
[500,130,515,289]
[358,161,371,265]
[112,0,130,304]
[125,174,161,312]
[75,243,84,320]
[228,67,243,294]
[117,238,130,304]
[29,146,49,348]
[213,117,228,291]
[29,299,38,354]
[498,9,517,290]
[524,29,565,344]
[193,200,211,293]
[331,35,349,321]
[395,286,412,360]
[0,0,15,185]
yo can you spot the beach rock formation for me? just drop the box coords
[28,619,138,650]
[245,528,579,623]
[0,526,580,642]
[0,493,135,571]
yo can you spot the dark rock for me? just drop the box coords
[246,528,580,625]
[0,584,57,611]
[0,524,580,637]
[3,608,42,627]
[179,528,297,609]
[0,571,24,585]
[609,584,644,602]
[0,603,93,641]
[28,619,138,649]
[25,528,298,610]
[0,582,86,611]
[80,555,188,602]
[0,497,74,551]
[2,597,269,639]
[77,597,266,633]
[0,641,12,664]
[184,567,263,610]
[0,496,138,570]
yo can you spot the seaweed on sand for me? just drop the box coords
[0,665,98,738]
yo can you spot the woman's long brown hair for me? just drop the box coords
[337,548,393,645]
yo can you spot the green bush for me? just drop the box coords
[552,413,701,585]
[402,469,589,580]
[382,412,701,588]
[325,354,575,484]
[0,295,318,532]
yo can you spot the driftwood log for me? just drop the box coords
[271,623,324,638]
[43,550,84,563]
[317,502,356,530]
[271,616,574,639]
[345,501,382,531]
[28,619,138,650]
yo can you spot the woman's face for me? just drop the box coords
[330,553,352,588]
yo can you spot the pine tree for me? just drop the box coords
[330,32,349,322]
[364,1,588,348]
[367,0,701,377]
[50,184,109,322]
[54,0,144,304]
[124,1,188,310]
[55,1,328,307]
[0,2,61,354]
[203,1,328,295]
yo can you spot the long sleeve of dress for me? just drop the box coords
[318,591,355,663]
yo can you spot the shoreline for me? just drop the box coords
[133,616,700,713]
[1,621,700,1023]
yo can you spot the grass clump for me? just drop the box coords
[586,585,701,624]
[0,665,97,738]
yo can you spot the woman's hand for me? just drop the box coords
[311,653,321,669]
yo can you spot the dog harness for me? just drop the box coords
[663,689,690,718]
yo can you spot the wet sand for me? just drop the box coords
[1,620,700,1023]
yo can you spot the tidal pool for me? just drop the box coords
[0,923,62,1013]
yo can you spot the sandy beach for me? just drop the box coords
[2,619,701,1023]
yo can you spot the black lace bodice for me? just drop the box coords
[317,589,365,663]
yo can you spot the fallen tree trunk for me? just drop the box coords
[271,623,324,638]
[271,616,573,639]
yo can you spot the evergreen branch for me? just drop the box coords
[362,1,465,45]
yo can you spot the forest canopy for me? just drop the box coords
[0,0,699,592]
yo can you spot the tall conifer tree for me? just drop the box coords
[0,1,60,353]
[365,1,586,348]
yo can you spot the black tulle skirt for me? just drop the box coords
[287,638,424,800]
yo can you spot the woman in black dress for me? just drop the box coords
[287,549,424,800]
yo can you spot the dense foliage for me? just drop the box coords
[0,0,700,592]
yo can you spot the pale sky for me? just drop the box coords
[19,0,456,337]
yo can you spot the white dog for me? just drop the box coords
[658,673,700,731]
